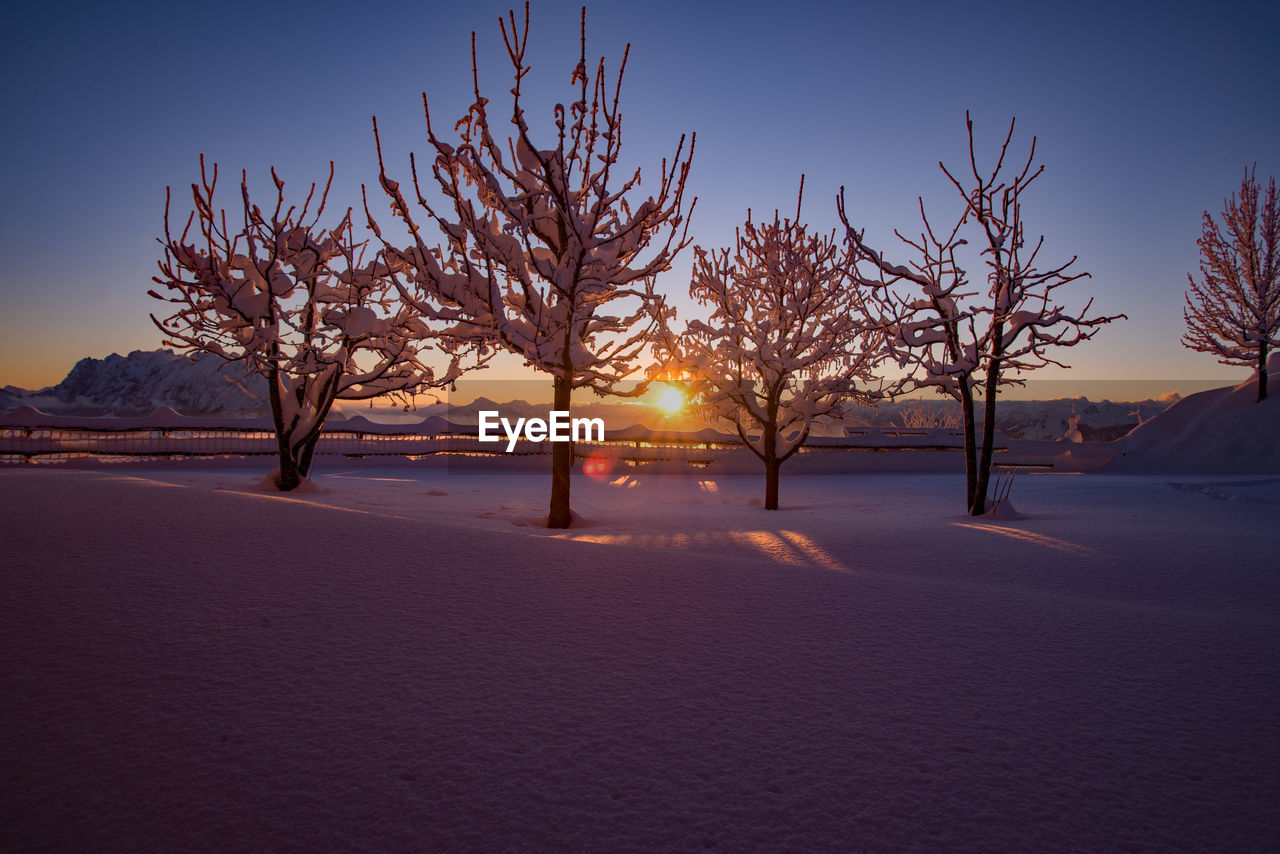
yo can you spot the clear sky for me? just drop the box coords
[2,0,1276,394]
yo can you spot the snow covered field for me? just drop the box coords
[2,464,1278,852]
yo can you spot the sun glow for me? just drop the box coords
[654,384,685,414]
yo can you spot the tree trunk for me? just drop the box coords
[1259,340,1269,402]
[762,403,781,510]
[764,456,780,510]
[295,378,341,480]
[970,360,1000,516]
[296,428,328,481]
[276,452,301,492]
[266,366,301,492]
[296,438,317,480]
[547,375,574,528]
[958,383,977,511]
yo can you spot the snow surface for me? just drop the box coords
[2,465,1278,852]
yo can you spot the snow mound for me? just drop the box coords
[251,468,329,494]
[1109,370,1280,474]
[987,497,1028,520]
[535,508,588,529]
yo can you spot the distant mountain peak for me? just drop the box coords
[2,349,268,417]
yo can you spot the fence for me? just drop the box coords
[0,409,1100,471]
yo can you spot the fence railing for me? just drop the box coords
[0,422,980,463]
[1,413,1111,470]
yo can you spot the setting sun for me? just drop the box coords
[654,384,685,414]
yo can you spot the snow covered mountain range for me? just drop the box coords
[1,350,269,418]
[3,348,1175,440]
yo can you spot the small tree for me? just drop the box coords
[373,4,694,528]
[152,157,462,491]
[665,180,883,510]
[1183,167,1279,402]
[896,400,963,430]
[843,113,1123,515]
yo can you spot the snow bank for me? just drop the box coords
[1109,369,1280,473]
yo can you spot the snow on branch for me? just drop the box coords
[840,112,1124,516]
[151,156,466,489]
[371,2,695,397]
[839,189,980,399]
[938,112,1124,376]
[663,178,885,488]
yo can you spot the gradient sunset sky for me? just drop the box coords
[2,0,1276,393]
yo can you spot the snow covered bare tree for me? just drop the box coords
[839,193,986,505]
[1183,167,1279,402]
[663,180,883,510]
[842,113,1123,515]
[152,157,465,491]
[372,4,694,528]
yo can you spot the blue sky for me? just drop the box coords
[2,0,1277,393]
